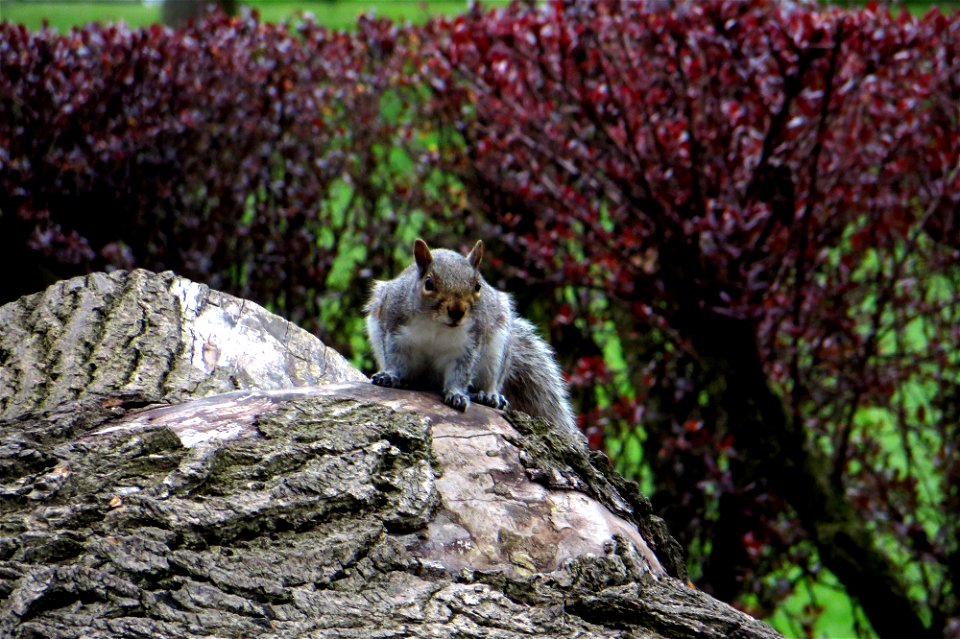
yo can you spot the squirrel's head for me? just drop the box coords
[413,238,484,328]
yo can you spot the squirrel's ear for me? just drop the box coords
[414,238,433,274]
[467,240,483,269]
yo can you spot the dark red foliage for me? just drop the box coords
[0,12,459,353]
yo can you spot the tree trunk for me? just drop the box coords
[162,0,238,27]
[688,309,931,639]
[0,269,783,639]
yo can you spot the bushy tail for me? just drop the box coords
[503,318,584,443]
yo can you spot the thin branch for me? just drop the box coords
[789,18,846,444]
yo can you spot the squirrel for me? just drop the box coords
[364,238,583,442]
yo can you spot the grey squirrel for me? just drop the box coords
[364,238,582,441]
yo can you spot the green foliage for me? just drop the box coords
[769,567,877,639]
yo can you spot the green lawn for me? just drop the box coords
[1,2,159,30]
[1,0,949,32]
[0,1,509,32]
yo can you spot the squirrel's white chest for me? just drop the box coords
[396,315,472,375]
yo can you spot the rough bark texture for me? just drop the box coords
[0,270,783,639]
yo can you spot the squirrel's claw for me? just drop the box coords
[372,371,404,388]
[444,391,470,412]
[472,390,510,410]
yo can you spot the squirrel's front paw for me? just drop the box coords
[472,390,510,410]
[443,391,470,412]
[371,371,404,388]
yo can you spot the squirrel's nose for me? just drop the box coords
[447,307,465,323]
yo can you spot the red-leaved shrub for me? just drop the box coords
[0,12,459,353]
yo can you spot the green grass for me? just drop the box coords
[264,1,508,29]
[1,0,948,32]
[1,2,159,30]
[829,0,946,13]
[0,1,509,32]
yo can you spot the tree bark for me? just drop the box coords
[0,270,783,639]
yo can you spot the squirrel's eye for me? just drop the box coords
[424,276,434,292]
[474,281,481,293]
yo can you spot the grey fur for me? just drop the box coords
[501,316,579,440]
[365,240,584,444]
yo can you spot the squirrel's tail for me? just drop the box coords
[503,318,584,444]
